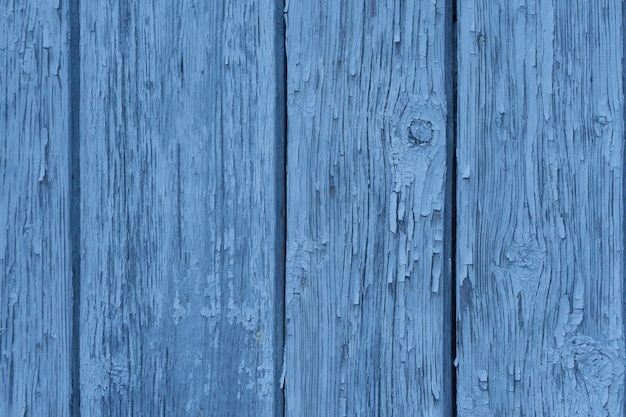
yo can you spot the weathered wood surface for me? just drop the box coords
[456,1,625,415]
[284,1,453,415]
[79,1,285,416]
[0,1,73,416]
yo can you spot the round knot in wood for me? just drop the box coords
[407,119,433,145]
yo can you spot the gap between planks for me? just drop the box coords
[69,0,81,415]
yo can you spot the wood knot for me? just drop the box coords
[554,334,625,415]
[407,119,433,145]
[505,240,545,283]
[593,114,611,137]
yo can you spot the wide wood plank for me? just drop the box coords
[456,1,625,415]
[79,1,285,415]
[0,1,73,415]
[284,1,453,415]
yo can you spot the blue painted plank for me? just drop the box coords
[456,1,625,415]
[0,1,73,415]
[79,1,285,415]
[284,1,454,415]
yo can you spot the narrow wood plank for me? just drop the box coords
[79,1,285,415]
[457,1,625,415]
[284,1,453,415]
[0,1,73,415]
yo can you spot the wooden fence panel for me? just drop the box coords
[456,1,625,415]
[5,1,626,416]
[284,1,454,415]
[79,1,285,416]
[0,2,73,416]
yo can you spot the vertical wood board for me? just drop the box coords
[79,1,285,415]
[0,1,72,416]
[284,1,453,415]
[456,1,625,415]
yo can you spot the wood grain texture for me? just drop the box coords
[79,1,285,415]
[284,1,453,415]
[456,1,625,415]
[0,1,72,416]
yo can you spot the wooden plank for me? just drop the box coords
[79,1,285,415]
[456,1,625,415]
[284,1,453,415]
[0,1,73,416]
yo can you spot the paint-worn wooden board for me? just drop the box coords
[0,1,73,416]
[79,1,285,416]
[284,1,454,415]
[456,1,625,415]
